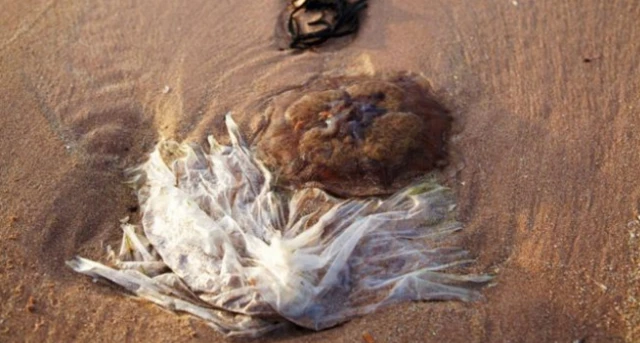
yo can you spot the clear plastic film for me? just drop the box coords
[67,115,490,337]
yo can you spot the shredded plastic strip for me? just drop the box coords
[67,114,490,337]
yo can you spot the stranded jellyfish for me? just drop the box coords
[256,72,452,197]
[68,73,489,338]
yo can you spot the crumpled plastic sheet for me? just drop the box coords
[67,115,491,338]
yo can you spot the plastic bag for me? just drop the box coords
[67,115,490,337]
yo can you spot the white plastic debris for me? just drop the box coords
[67,114,490,337]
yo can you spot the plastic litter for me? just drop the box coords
[67,114,490,337]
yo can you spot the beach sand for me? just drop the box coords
[1,0,639,341]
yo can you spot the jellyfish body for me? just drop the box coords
[256,72,452,197]
[68,115,489,337]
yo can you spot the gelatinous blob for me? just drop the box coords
[68,116,489,338]
[256,72,452,197]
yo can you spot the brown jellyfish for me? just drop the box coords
[255,72,452,197]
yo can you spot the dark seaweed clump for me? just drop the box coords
[288,0,368,49]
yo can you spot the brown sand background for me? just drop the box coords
[1,0,639,342]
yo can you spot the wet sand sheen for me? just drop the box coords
[1,0,640,342]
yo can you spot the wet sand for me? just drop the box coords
[1,0,639,342]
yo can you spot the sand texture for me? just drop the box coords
[1,0,639,342]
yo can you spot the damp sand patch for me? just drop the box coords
[68,115,490,337]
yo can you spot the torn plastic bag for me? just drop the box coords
[67,115,490,337]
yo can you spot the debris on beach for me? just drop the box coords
[278,0,368,50]
[68,115,489,337]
